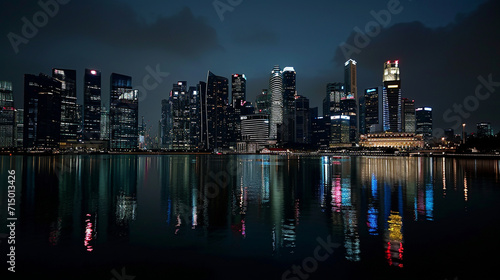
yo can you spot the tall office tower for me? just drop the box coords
[240,114,270,149]
[330,115,351,145]
[100,106,110,141]
[110,73,138,150]
[170,81,190,150]
[340,97,357,143]
[364,88,379,133]
[344,59,358,141]
[206,71,229,150]
[476,122,494,137]
[231,74,246,113]
[323,82,344,117]
[161,98,173,149]
[344,59,357,100]
[52,68,78,144]
[83,69,102,140]
[401,98,416,133]
[382,60,402,132]
[294,95,310,144]
[282,67,296,143]
[198,81,207,150]
[189,85,202,150]
[15,109,24,147]
[23,73,62,149]
[256,89,271,115]
[231,74,246,144]
[0,81,15,147]
[269,65,283,140]
[416,107,433,139]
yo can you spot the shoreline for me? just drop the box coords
[1,151,499,159]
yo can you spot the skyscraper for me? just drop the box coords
[255,89,271,115]
[344,59,358,142]
[110,73,138,150]
[476,122,493,137]
[323,82,344,117]
[0,81,15,147]
[189,85,202,150]
[15,108,24,148]
[330,115,351,145]
[83,69,102,141]
[294,95,309,144]
[282,67,296,143]
[416,107,433,140]
[170,81,190,150]
[383,60,402,132]
[23,73,62,149]
[269,65,283,140]
[240,114,269,149]
[205,71,229,150]
[364,87,379,134]
[231,74,246,114]
[52,68,78,144]
[401,98,416,133]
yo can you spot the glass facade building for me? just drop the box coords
[0,81,15,147]
[364,87,379,134]
[84,69,102,140]
[205,71,229,150]
[110,73,138,150]
[23,73,62,149]
[402,98,416,133]
[383,61,402,132]
[269,65,283,140]
[52,68,78,144]
[416,107,433,140]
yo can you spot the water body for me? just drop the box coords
[1,155,499,279]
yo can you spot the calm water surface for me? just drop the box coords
[1,155,499,279]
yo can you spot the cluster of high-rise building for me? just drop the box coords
[1,59,497,152]
[0,69,140,150]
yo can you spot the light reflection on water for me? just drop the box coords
[0,155,499,278]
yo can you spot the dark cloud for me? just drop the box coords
[1,0,221,57]
[333,0,500,131]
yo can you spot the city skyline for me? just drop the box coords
[1,0,498,135]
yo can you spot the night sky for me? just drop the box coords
[1,0,499,136]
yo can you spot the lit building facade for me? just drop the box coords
[256,89,271,115]
[359,133,424,149]
[476,122,494,137]
[15,108,24,147]
[110,73,138,150]
[83,69,102,141]
[282,67,296,144]
[206,71,230,150]
[231,74,246,114]
[401,98,416,133]
[240,114,269,149]
[100,106,110,141]
[383,61,402,132]
[323,82,344,118]
[52,68,78,144]
[330,115,351,146]
[415,107,433,140]
[364,87,379,134]
[171,81,191,150]
[0,81,15,147]
[269,65,283,140]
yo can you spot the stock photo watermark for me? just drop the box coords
[339,0,405,60]
[213,0,244,22]
[434,73,499,138]
[282,235,340,280]
[135,64,170,102]
[6,170,17,273]
[7,0,71,54]
[110,267,136,280]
